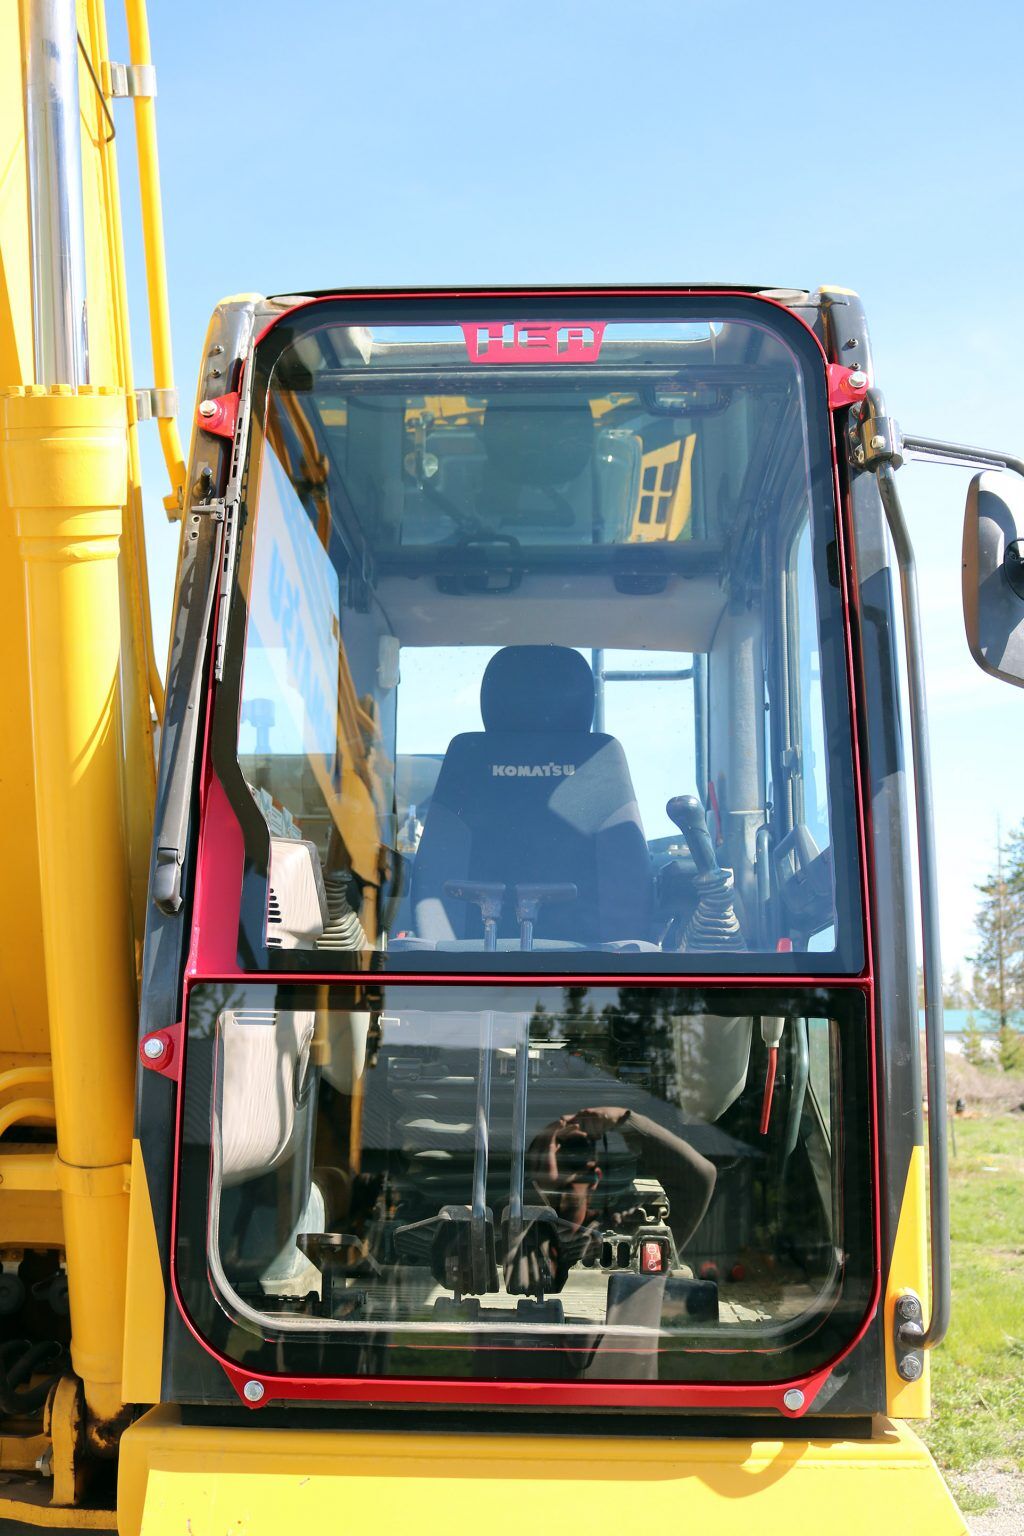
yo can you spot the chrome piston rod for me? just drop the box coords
[25,0,89,386]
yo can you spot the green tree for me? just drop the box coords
[960,1010,987,1069]
[970,819,1024,1035]
[944,966,968,1009]
[997,1020,1024,1074]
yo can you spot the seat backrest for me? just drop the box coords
[412,646,653,946]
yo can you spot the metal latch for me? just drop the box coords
[102,60,158,99]
[134,387,178,422]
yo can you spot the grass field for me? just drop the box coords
[919,1113,1024,1514]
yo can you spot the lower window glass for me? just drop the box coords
[176,983,873,1386]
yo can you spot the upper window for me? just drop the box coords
[219,296,862,974]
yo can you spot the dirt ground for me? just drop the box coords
[956,1464,1024,1534]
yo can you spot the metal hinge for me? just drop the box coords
[212,357,255,681]
[191,495,232,526]
[893,1290,926,1382]
[102,60,158,99]
[134,386,178,421]
[214,495,243,679]
[847,388,905,472]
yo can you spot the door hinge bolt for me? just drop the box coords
[898,1353,924,1382]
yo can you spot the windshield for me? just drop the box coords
[218,295,862,974]
[176,980,874,1390]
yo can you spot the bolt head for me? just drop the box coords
[198,399,217,418]
[142,1035,166,1060]
[870,434,887,451]
[854,445,866,464]
[898,1354,924,1382]
[847,370,868,389]
[243,1379,265,1402]
[896,1293,919,1320]
[783,1388,805,1411]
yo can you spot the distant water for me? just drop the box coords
[918,1008,1001,1034]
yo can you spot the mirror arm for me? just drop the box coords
[901,433,1024,481]
[846,390,1024,482]
[847,389,950,1352]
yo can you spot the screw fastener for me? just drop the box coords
[847,370,868,388]
[243,1379,265,1402]
[142,1035,166,1060]
[198,399,217,417]
[896,1294,920,1321]
[783,1388,805,1411]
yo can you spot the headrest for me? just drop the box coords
[480,646,595,734]
[482,395,594,486]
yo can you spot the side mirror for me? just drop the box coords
[962,470,1024,687]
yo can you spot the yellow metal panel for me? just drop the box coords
[0,1187,63,1247]
[0,1145,59,1191]
[118,1407,966,1536]
[121,1140,165,1405]
[886,1143,932,1418]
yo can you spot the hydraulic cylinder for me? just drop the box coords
[0,384,135,1431]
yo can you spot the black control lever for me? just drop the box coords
[665,795,745,952]
[666,795,719,875]
[443,880,506,951]
[513,882,577,952]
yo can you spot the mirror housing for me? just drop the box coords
[962,470,1024,687]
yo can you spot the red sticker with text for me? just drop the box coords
[462,321,606,364]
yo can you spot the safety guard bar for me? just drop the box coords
[848,394,1024,1350]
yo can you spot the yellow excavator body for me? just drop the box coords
[0,4,966,1533]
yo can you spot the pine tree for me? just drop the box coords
[960,1010,987,1069]
[944,966,968,1009]
[997,1020,1024,1074]
[970,819,1024,1035]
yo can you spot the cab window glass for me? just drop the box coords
[224,302,861,973]
[176,982,872,1387]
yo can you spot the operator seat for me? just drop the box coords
[411,645,654,946]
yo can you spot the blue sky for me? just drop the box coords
[106,0,1024,976]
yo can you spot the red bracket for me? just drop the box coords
[196,391,239,439]
[217,1357,832,1415]
[139,1023,183,1081]
[827,363,870,410]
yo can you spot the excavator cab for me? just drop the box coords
[143,291,880,1411]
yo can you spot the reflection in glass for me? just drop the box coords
[226,307,859,970]
[177,983,872,1384]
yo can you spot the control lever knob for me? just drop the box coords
[666,794,719,875]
